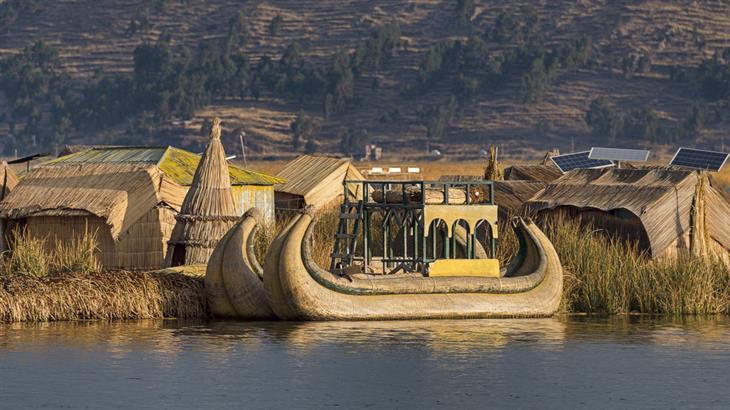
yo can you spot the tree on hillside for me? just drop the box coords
[0,40,72,152]
[697,53,730,101]
[520,58,549,102]
[682,104,705,140]
[226,11,249,49]
[0,0,40,32]
[74,74,135,130]
[488,6,540,46]
[420,96,458,144]
[585,97,624,143]
[352,22,401,73]
[269,14,283,36]
[455,0,476,24]
[290,111,321,151]
[325,49,355,116]
[340,127,368,156]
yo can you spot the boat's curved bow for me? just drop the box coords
[205,208,275,319]
[265,211,563,320]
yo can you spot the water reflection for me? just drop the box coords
[2,317,730,409]
[3,316,729,354]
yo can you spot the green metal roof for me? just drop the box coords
[48,146,285,186]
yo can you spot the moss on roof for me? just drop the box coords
[48,146,285,186]
[160,147,284,186]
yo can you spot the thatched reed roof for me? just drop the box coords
[504,164,562,182]
[166,118,240,266]
[275,155,364,208]
[58,144,124,157]
[0,164,177,240]
[494,180,547,217]
[0,145,281,242]
[1,161,18,201]
[524,168,730,258]
[47,146,283,186]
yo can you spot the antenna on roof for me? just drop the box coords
[239,131,248,168]
[669,147,729,172]
[589,147,650,169]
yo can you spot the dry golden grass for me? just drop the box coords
[0,271,206,323]
[2,229,100,277]
[1,231,207,323]
[544,218,729,315]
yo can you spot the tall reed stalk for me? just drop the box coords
[540,218,729,315]
[1,228,101,277]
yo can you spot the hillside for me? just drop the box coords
[2,0,730,160]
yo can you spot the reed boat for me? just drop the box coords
[264,209,563,321]
[205,208,275,319]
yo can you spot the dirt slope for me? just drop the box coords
[2,0,730,159]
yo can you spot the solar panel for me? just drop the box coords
[669,148,729,172]
[551,151,614,173]
[589,147,650,162]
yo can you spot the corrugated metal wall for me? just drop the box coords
[232,186,275,225]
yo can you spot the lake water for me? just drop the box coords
[1,317,729,409]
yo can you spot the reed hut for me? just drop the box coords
[524,168,730,260]
[0,161,19,251]
[0,145,280,270]
[166,118,239,267]
[274,155,365,211]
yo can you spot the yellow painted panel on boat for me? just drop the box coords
[429,259,500,277]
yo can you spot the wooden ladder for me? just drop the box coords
[330,200,364,271]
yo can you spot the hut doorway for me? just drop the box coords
[170,245,186,267]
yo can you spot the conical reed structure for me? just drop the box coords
[166,118,240,266]
[484,145,503,181]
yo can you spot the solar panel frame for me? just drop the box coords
[669,148,729,172]
[589,147,650,162]
[551,151,615,173]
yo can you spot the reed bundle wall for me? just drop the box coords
[21,206,176,270]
